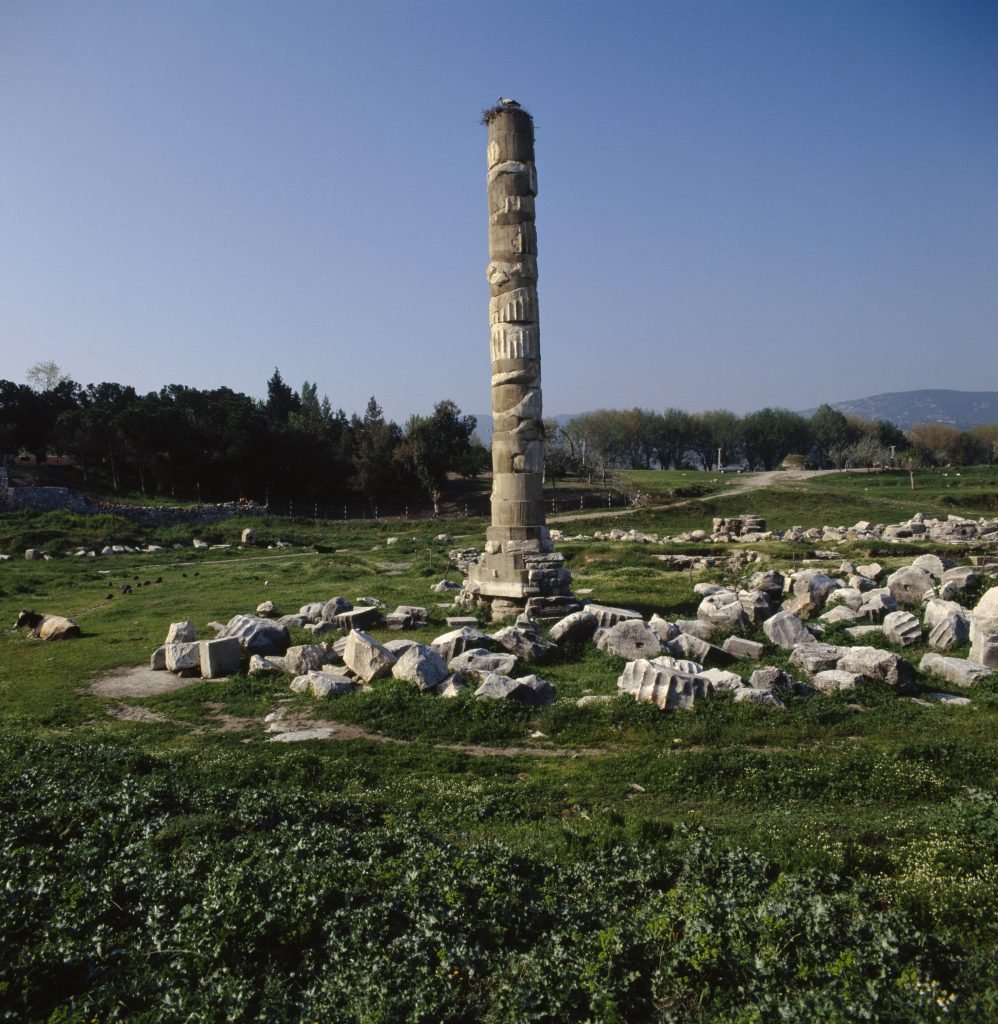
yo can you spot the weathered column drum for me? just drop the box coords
[464,101,577,620]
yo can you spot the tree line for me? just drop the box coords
[0,369,487,507]
[545,406,998,482]
[3,367,996,506]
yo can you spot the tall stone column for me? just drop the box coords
[465,100,577,621]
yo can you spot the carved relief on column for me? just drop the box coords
[490,324,540,362]
[465,101,576,618]
[489,288,539,327]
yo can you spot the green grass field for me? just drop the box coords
[1,472,996,1022]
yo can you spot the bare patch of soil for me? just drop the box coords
[91,665,201,698]
[90,667,607,757]
[201,701,261,733]
[104,703,172,723]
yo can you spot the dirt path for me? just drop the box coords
[548,469,838,525]
[89,666,605,757]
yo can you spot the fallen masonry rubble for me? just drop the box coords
[137,548,996,717]
[551,510,998,549]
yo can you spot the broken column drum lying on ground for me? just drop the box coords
[465,101,577,620]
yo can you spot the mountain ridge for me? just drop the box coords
[797,389,998,430]
[470,389,998,444]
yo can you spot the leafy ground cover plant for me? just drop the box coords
[1,471,996,1021]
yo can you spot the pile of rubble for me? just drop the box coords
[148,601,559,707]
[19,529,289,560]
[144,549,997,717]
[565,511,998,548]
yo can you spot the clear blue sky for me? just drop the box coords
[2,0,996,425]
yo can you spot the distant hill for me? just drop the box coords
[799,390,998,431]
[470,391,998,444]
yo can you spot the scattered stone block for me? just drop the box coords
[825,587,865,611]
[576,694,615,707]
[256,600,277,617]
[277,614,309,629]
[304,621,340,637]
[437,676,468,698]
[445,616,480,629]
[448,648,518,678]
[431,626,496,663]
[665,632,710,663]
[220,614,290,656]
[721,636,764,660]
[384,638,417,657]
[385,605,430,630]
[300,602,325,623]
[919,652,992,688]
[970,587,998,668]
[392,644,449,690]
[925,598,970,647]
[698,668,743,691]
[284,645,329,676]
[923,692,971,707]
[648,614,679,643]
[334,606,382,631]
[748,570,785,598]
[886,565,935,605]
[789,570,841,614]
[617,659,711,710]
[596,619,663,661]
[763,610,813,649]
[732,688,786,709]
[940,566,979,593]
[820,606,861,624]
[583,603,643,628]
[268,727,338,742]
[673,618,716,640]
[166,620,196,644]
[857,589,898,621]
[836,646,916,694]
[811,670,863,694]
[492,625,557,661]
[697,591,749,630]
[911,553,951,580]
[738,589,774,624]
[299,671,354,697]
[248,654,285,675]
[343,629,396,683]
[150,646,167,671]
[165,642,201,674]
[549,610,599,644]
[650,655,704,674]
[882,610,923,648]
[745,668,788,694]
[845,624,884,640]
[474,673,556,706]
[199,637,242,679]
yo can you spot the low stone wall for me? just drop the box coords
[0,485,265,526]
[0,486,92,514]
